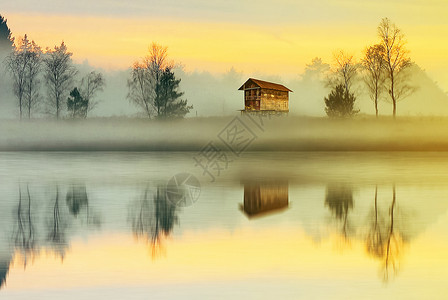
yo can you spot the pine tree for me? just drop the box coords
[0,15,13,53]
[155,67,192,119]
[324,84,358,118]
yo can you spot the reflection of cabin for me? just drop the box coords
[238,78,292,113]
[241,181,289,218]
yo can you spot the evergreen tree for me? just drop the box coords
[324,83,358,118]
[0,15,13,53]
[155,67,192,119]
[67,87,88,118]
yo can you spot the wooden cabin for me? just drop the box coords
[240,180,289,218]
[238,78,292,113]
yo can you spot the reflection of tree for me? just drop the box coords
[325,184,353,239]
[366,185,385,258]
[129,185,178,258]
[66,184,88,216]
[13,184,37,265]
[47,186,69,260]
[382,184,404,281]
[66,184,101,227]
[0,257,10,289]
[365,184,405,282]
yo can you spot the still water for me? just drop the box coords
[1,151,448,299]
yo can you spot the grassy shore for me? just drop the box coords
[1,115,448,151]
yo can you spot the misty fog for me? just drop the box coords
[1,48,448,120]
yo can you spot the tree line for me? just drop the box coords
[325,18,413,119]
[0,15,192,120]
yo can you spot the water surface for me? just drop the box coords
[1,152,448,299]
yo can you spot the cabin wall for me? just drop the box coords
[244,88,261,110]
[260,89,289,111]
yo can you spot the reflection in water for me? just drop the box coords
[241,180,289,218]
[13,184,36,266]
[0,256,11,289]
[2,183,102,290]
[129,185,179,257]
[325,184,353,240]
[66,184,88,217]
[66,184,101,227]
[2,152,448,297]
[47,186,69,260]
[366,185,385,258]
[365,185,406,281]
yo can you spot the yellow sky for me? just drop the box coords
[1,0,448,100]
[4,9,448,91]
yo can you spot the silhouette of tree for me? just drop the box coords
[129,185,178,258]
[5,35,42,119]
[155,67,192,119]
[43,42,77,119]
[0,15,13,54]
[13,184,37,266]
[325,184,354,240]
[377,18,413,118]
[67,87,88,118]
[78,71,105,116]
[362,44,387,117]
[324,84,358,118]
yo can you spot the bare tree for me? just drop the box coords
[362,44,386,117]
[5,35,42,119]
[330,50,358,95]
[127,42,174,118]
[5,35,30,119]
[24,40,42,118]
[78,71,105,117]
[377,18,413,118]
[43,42,77,119]
[128,62,152,116]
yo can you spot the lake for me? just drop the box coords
[1,151,448,299]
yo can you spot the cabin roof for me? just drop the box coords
[238,78,293,92]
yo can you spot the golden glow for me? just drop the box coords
[5,12,448,88]
[4,220,448,294]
